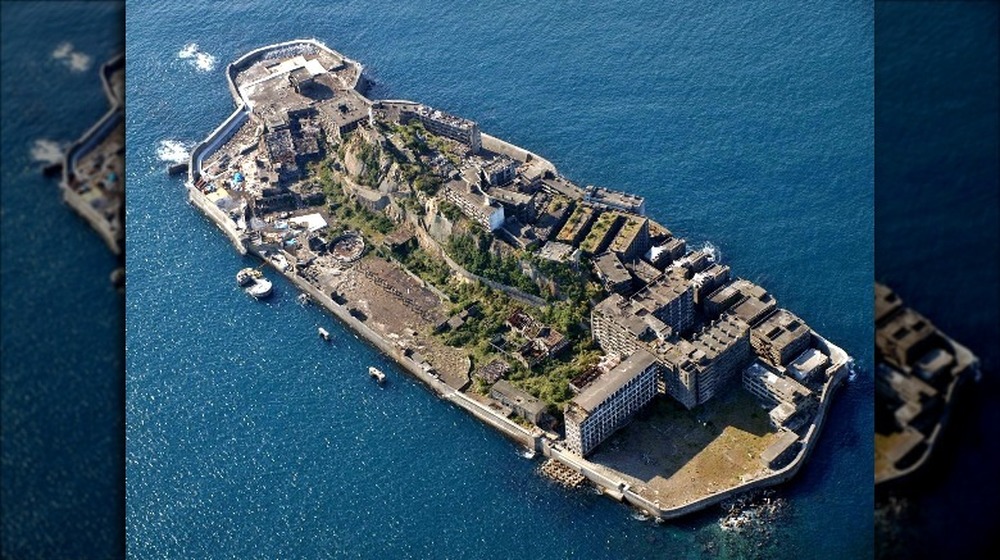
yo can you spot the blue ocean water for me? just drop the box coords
[1,2,124,558]
[874,2,999,557]
[125,1,873,558]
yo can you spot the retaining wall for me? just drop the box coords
[540,355,850,520]
[411,221,547,307]
[260,255,538,450]
[61,188,121,255]
[188,184,247,255]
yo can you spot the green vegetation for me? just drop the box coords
[383,123,445,196]
[439,201,463,222]
[332,199,395,235]
[353,139,382,187]
[395,121,431,156]
[311,119,610,410]
[306,157,394,237]
[446,234,541,297]
[308,158,341,201]
[509,343,602,407]
[391,244,453,292]
[557,204,591,242]
[580,211,620,253]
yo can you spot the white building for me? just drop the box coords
[564,349,660,456]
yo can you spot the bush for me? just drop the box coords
[446,234,541,297]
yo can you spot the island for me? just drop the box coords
[874,283,979,485]
[183,39,850,520]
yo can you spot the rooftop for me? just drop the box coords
[875,283,903,325]
[609,216,648,254]
[594,293,673,341]
[572,348,658,412]
[593,252,632,285]
[631,268,691,314]
[492,380,547,415]
[580,211,624,253]
[583,185,645,213]
[556,203,595,243]
[753,309,810,348]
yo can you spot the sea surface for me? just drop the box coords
[1,2,124,558]
[874,2,1000,557]
[125,1,873,558]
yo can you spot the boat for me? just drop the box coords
[237,267,273,299]
[318,327,330,341]
[297,293,311,306]
[368,366,386,383]
[245,277,273,299]
[236,267,256,286]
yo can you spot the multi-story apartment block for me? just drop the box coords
[631,268,695,336]
[751,308,811,368]
[582,185,646,215]
[609,216,650,263]
[660,314,752,408]
[591,293,672,358]
[743,362,816,430]
[442,180,505,231]
[401,104,482,152]
[564,349,660,456]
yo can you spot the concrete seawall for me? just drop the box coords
[254,251,538,450]
[188,108,249,184]
[181,40,854,523]
[481,133,556,173]
[187,184,247,255]
[539,348,851,520]
[100,53,124,105]
[62,188,121,255]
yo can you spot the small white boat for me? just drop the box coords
[236,267,257,286]
[368,366,386,383]
[245,277,273,299]
[318,327,330,341]
[297,293,311,306]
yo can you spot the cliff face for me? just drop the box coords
[341,132,382,183]
[340,128,414,197]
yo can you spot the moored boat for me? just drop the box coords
[245,277,273,299]
[368,366,386,383]
[237,267,273,299]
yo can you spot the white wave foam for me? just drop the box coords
[52,41,92,73]
[52,42,73,59]
[68,52,92,72]
[700,241,721,263]
[157,140,191,164]
[177,42,199,59]
[30,139,65,165]
[194,52,217,72]
[846,357,859,382]
[178,42,217,72]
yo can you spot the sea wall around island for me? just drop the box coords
[183,38,852,523]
